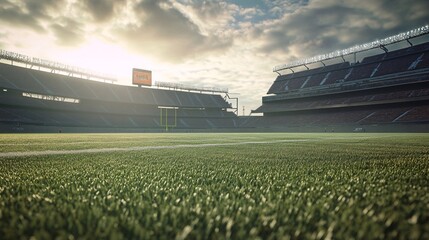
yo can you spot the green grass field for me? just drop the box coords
[0,133,428,239]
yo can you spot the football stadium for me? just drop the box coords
[1,5,429,239]
[0,58,237,132]
[1,27,429,133]
[247,26,429,132]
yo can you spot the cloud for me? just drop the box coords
[81,0,127,22]
[0,0,88,47]
[178,1,239,32]
[187,1,237,21]
[0,32,4,48]
[257,0,429,62]
[265,0,309,16]
[50,18,85,47]
[0,0,45,31]
[24,0,64,18]
[113,0,233,62]
[0,0,66,31]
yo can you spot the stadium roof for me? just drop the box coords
[0,49,117,82]
[155,81,228,94]
[273,25,429,74]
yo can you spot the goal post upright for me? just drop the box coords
[159,106,178,132]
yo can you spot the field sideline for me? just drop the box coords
[0,133,428,239]
[0,133,381,157]
[0,132,402,153]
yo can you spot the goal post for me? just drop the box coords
[159,107,177,132]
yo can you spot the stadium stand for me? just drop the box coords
[250,34,429,132]
[0,63,237,132]
[2,27,429,133]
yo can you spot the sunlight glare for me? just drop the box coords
[62,38,156,85]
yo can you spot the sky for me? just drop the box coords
[0,0,428,115]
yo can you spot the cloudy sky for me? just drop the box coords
[1,0,428,114]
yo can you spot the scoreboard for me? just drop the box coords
[132,68,152,86]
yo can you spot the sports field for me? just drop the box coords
[0,133,428,239]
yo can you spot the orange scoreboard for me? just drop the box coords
[132,68,152,86]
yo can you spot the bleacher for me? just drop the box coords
[0,63,237,132]
[266,42,429,94]
[253,40,429,130]
[256,86,429,113]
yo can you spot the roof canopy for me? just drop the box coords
[274,25,429,74]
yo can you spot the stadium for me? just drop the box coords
[1,7,429,239]
[247,26,429,132]
[0,57,238,132]
[1,27,429,132]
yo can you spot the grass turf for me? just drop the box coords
[0,133,428,239]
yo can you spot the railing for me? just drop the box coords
[0,49,116,82]
[263,68,429,103]
[273,25,429,73]
[155,81,228,93]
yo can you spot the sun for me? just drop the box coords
[61,38,156,85]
